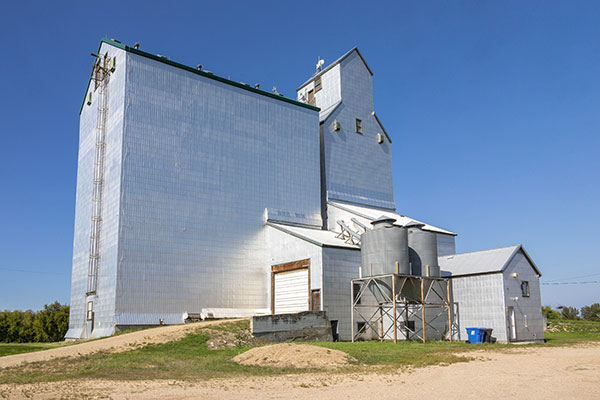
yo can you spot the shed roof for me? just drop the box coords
[297,47,373,91]
[81,38,320,114]
[329,201,456,236]
[439,245,541,277]
[266,222,359,250]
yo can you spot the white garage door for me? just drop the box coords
[274,268,309,314]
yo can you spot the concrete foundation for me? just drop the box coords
[251,311,333,342]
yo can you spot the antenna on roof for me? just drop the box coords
[316,57,325,72]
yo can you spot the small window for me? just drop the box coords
[355,118,363,134]
[521,281,530,297]
[356,321,366,333]
[314,76,322,93]
[400,320,416,332]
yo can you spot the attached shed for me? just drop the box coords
[266,222,361,340]
[440,245,544,343]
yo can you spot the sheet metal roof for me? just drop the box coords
[81,39,320,115]
[266,222,359,250]
[328,201,456,236]
[439,245,541,277]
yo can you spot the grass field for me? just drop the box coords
[1,319,598,385]
[0,342,73,357]
[544,319,600,345]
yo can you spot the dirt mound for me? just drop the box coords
[232,343,355,369]
[202,328,256,350]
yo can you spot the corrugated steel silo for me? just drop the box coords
[407,222,440,277]
[360,216,409,276]
[360,217,409,302]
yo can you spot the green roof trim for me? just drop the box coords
[80,38,320,115]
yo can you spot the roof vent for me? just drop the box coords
[370,216,397,229]
[404,220,425,229]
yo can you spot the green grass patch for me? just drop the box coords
[0,342,71,357]
[314,340,495,369]
[544,319,600,346]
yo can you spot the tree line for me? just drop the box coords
[0,302,69,343]
[543,303,600,321]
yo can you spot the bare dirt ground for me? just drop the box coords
[0,319,242,369]
[232,343,356,369]
[1,343,599,399]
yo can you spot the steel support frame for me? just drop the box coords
[351,274,454,343]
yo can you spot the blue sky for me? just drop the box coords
[0,1,598,311]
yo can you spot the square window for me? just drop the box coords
[400,320,416,331]
[521,281,530,297]
[355,118,363,134]
[356,321,366,333]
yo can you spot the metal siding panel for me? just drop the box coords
[321,247,361,340]
[297,64,341,113]
[436,234,456,256]
[67,43,127,338]
[110,52,321,329]
[267,226,323,292]
[322,52,395,209]
[451,273,508,342]
[503,251,544,341]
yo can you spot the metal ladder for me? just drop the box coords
[86,55,111,295]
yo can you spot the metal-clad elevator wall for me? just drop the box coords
[113,51,322,327]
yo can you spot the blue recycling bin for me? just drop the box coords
[466,327,486,344]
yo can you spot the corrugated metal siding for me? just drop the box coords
[274,269,309,314]
[503,251,544,341]
[451,273,508,342]
[436,233,456,256]
[267,226,323,292]
[111,51,321,329]
[67,43,127,339]
[321,247,361,340]
[322,52,395,209]
[297,64,341,114]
